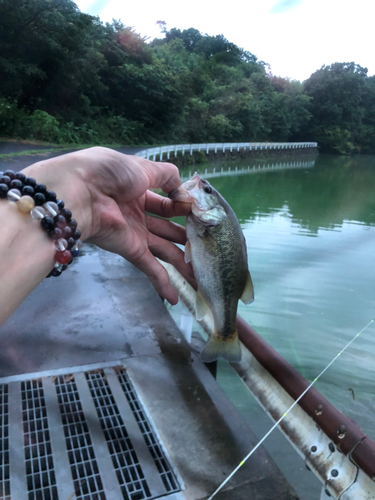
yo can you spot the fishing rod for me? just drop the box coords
[207,318,374,500]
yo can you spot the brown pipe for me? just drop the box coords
[236,316,375,480]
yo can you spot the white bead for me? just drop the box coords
[30,206,47,220]
[73,239,83,251]
[43,201,59,217]
[7,189,21,202]
[54,263,63,272]
[17,195,35,213]
[54,238,68,251]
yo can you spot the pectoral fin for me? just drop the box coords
[184,239,192,264]
[195,290,209,320]
[200,333,242,363]
[241,271,254,304]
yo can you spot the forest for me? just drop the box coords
[1,0,375,154]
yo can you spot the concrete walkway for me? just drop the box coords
[0,244,299,499]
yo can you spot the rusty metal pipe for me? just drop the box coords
[236,316,375,481]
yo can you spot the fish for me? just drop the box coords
[169,173,254,363]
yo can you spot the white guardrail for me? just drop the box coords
[135,142,318,161]
[179,160,316,182]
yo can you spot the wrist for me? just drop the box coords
[0,200,56,324]
[0,153,90,324]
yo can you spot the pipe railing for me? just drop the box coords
[180,159,316,181]
[159,260,375,500]
[135,142,318,161]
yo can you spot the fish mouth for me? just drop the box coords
[168,173,201,203]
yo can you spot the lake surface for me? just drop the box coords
[169,153,375,497]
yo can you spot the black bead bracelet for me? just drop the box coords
[0,169,82,278]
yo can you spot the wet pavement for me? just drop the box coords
[0,245,299,499]
[0,140,65,154]
[0,140,143,171]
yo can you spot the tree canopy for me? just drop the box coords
[0,0,374,153]
[303,63,375,154]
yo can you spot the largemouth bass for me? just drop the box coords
[169,173,254,362]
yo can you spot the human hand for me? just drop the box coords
[23,147,194,304]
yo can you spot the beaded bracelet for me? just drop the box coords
[0,169,82,278]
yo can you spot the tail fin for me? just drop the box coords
[200,333,241,363]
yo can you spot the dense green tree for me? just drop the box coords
[0,0,184,142]
[0,1,374,152]
[0,0,98,108]
[268,78,311,141]
[303,63,375,153]
[150,28,311,143]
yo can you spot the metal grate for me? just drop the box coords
[86,371,151,500]
[55,375,105,499]
[0,384,10,500]
[21,380,58,500]
[117,370,179,493]
[0,363,181,500]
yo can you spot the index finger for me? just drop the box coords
[145,190,191,218]
[143,160,182,193]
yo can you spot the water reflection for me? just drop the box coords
[180,158,316,182]
[175,154,375,440]
[180,154,375,232]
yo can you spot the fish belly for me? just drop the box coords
[186,217,248,362]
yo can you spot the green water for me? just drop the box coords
[174,154,375,440]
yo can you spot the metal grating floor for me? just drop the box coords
[0,364,181,500]
[22,380,58,500]
[55,375,105,499]
[117,370,178,494]
[0,384,10,500]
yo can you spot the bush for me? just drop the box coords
[106,115,146,144]
[0,97,24,136]
[28,110,60,142]
[0,100,63,143]
[59,122,100,144]
[317,126,354,155]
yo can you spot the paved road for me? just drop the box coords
[0,140,65,154]
[0,141,143,171]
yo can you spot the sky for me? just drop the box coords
[74,0,375,82]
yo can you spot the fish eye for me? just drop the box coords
[204,186,212,194]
